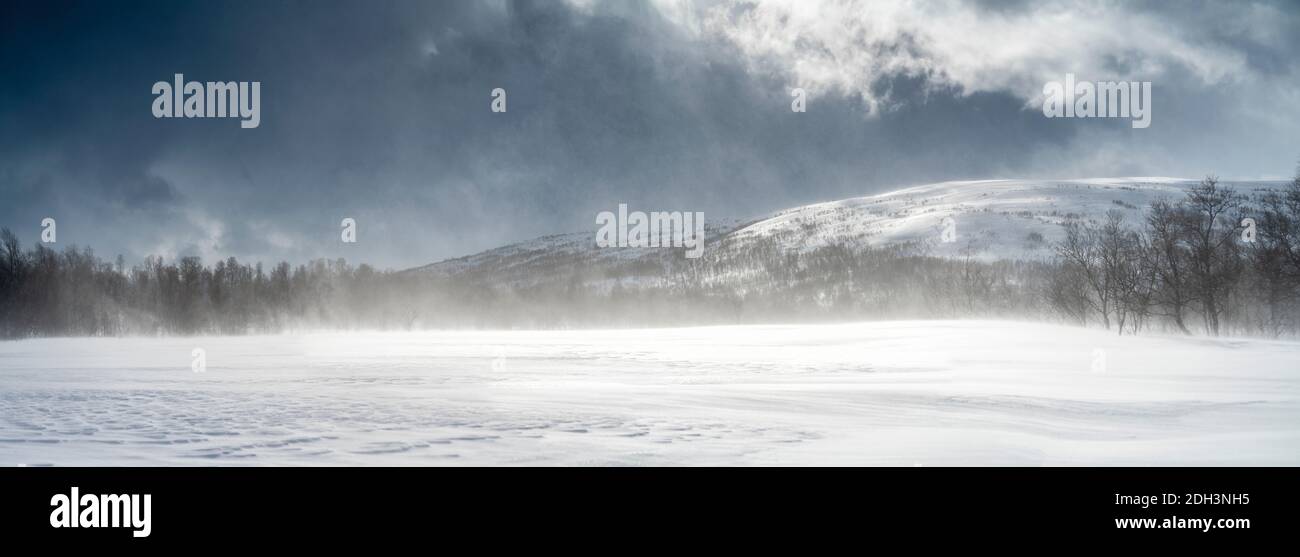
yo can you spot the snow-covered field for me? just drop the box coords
[2,321,1297,466]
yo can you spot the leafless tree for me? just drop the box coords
[1182,176,1246,336]
[1143,199,1195,334]
[1056,219,1114,329]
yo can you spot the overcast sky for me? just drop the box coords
[2,0,1298,268]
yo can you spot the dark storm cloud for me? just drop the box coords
[1,0,1297,268]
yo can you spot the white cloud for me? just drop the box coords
[655,0,1264,110]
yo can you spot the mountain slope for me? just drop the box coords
[409,178,1285,283]
[729,177,1282,261]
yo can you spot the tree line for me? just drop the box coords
[2,173,1298,338]
[0,237,428,337]
[1046,175,1300,337]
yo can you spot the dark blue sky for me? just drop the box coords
[2,0,1297,268]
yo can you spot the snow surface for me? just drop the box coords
[2,321,1296,466]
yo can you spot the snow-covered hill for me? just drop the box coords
[409,178,1286,280]
[729,177,1283,261]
